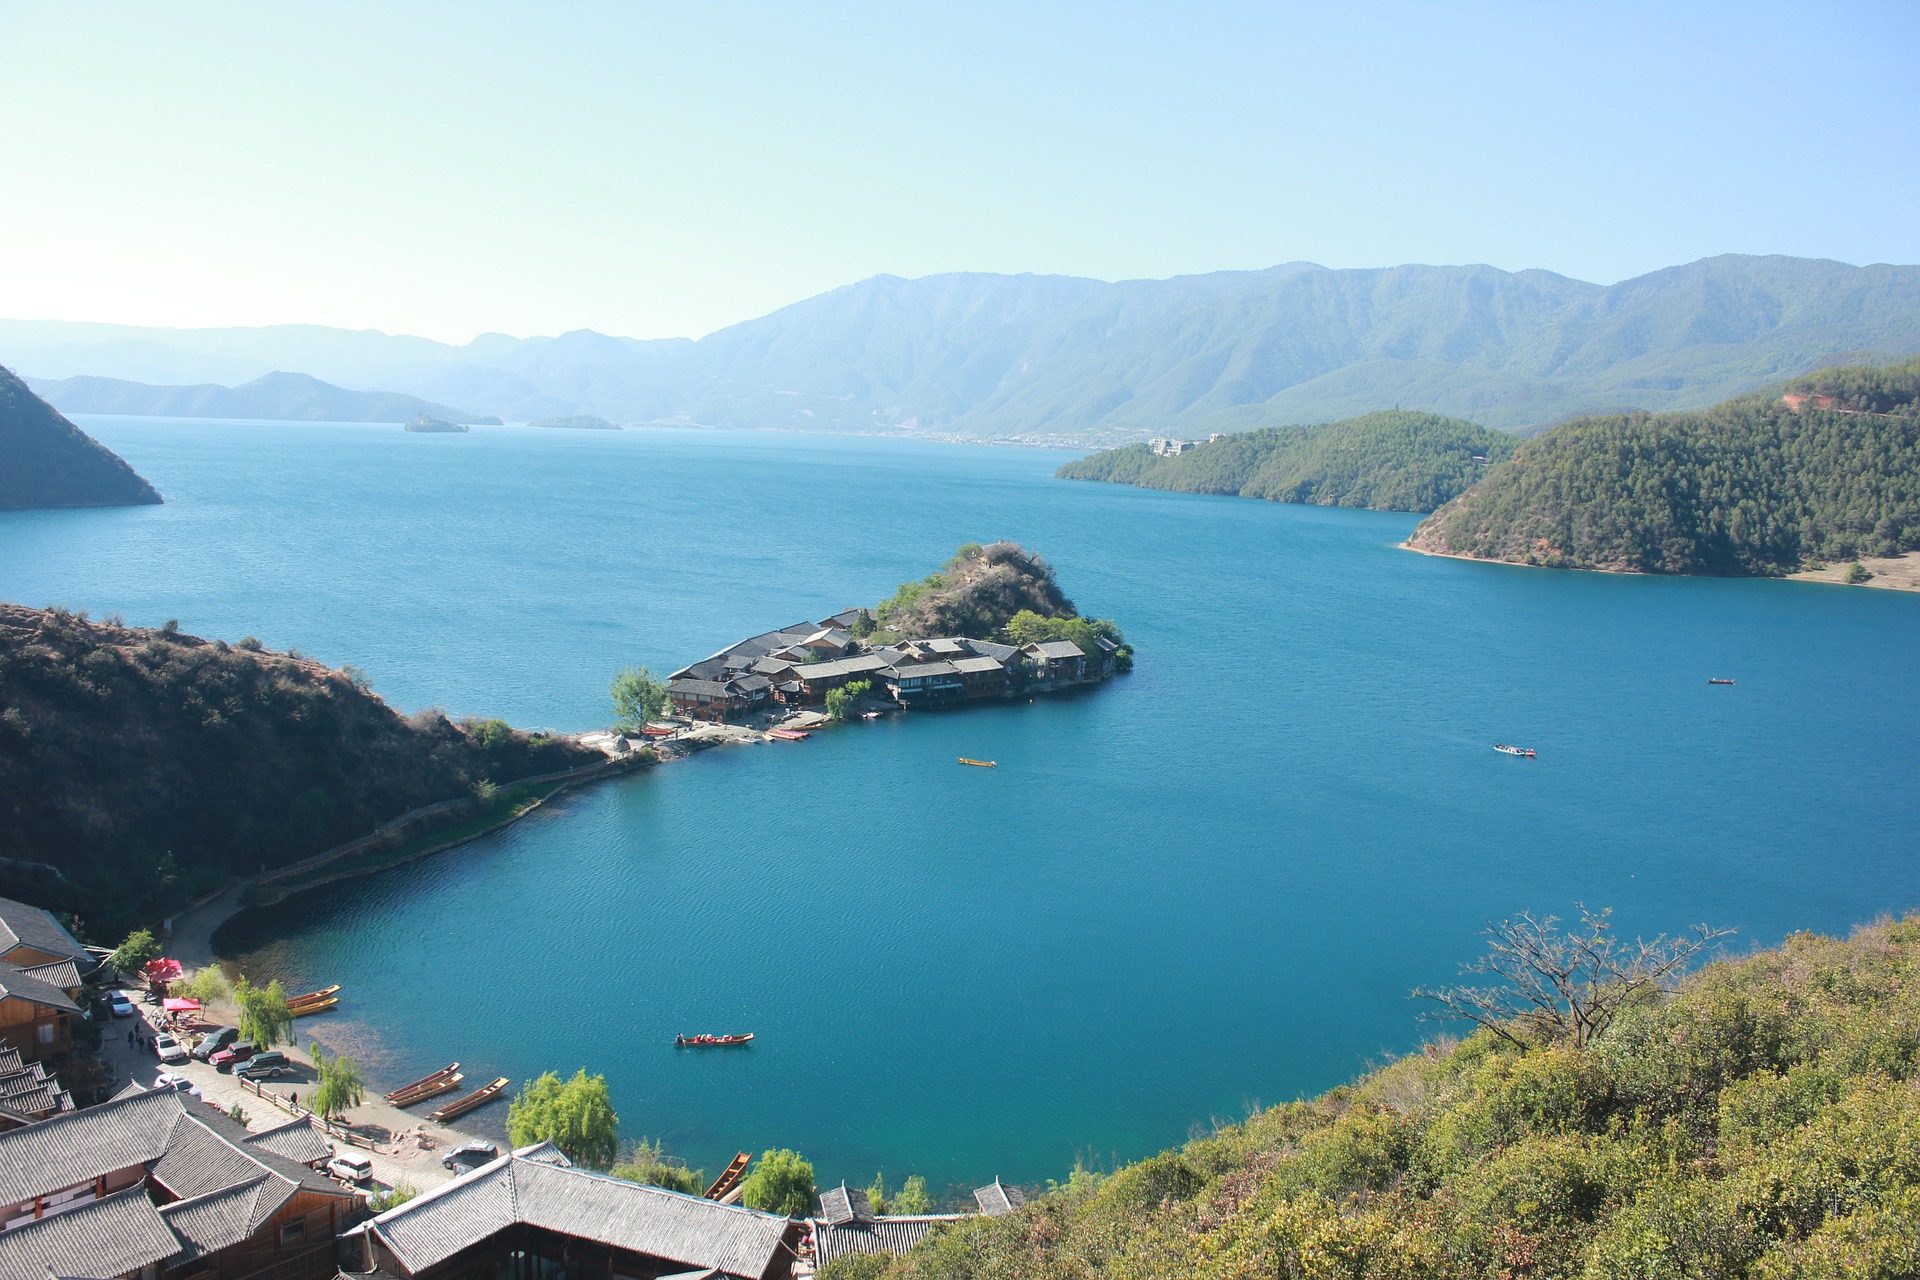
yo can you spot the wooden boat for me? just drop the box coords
[385,1063,461,1104]
[1708,678,1736,685]
[389,1072,464,1107]
[675,1033,755,1048]
[704,1152,751,1201]
[430,1076,510,1122]
[1493,744,1537,758]
[766,728,810,741]
[289,997,338,1017]
[285,984,341,1008]
[958,757,996,768]
[642,722,678,737]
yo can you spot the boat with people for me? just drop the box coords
[1493,743,1537,758]
[958,757,997,768]
[675,1032,755,1047]
[1708,678,1736,685]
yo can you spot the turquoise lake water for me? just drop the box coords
[3,416,1918,1198]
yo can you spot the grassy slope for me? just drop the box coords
[1056,410,1516,513]
[834,915,1920,1280]
[0,363,161,510]
[870,541,1080,641]
[1408,358,1920,575]
[0,605,599,937]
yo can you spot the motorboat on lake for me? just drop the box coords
[1493,743,1537,758]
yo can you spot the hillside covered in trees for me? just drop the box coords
[0,605,598,938]
[29,369,501,425]
[869,542,1080,640]
[0,363,161,511]
[1056,410,1515,512]
[832,912,1920,1280]
[1408,358,1920,575]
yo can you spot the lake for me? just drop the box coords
[4,416,1918,1199]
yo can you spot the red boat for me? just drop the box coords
[675,1033,755,1047]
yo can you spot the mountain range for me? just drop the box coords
[26,371,500,425]
[4,255,1917,445]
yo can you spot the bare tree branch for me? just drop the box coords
[1412,906,1735,1049]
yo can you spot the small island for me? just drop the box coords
[651,542,1129,727]
[404,414,469,433]
[530,414,621,430]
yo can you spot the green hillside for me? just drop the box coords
[835,912,1920,1280]
[0,364,160,511]
[28,370,501,424]
[1057,410,1515,512]
[0,605,598,937]
[1407,358,1920,575]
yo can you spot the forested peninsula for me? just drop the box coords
[1407,357,1920,576]
[0,605,600,938]
[0,363,161,511]
[1056,410,1515,512]
[832,912,1920,1280]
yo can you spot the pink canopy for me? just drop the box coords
[145,958,183,983]
[162,997,201,1012]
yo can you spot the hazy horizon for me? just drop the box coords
[4,3,1918,344]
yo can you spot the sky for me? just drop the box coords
[2,1,1917,344]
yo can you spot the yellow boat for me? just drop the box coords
[958,757,997,768]
[290,996,337,1017]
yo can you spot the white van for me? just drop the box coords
[327,1153,374,1184]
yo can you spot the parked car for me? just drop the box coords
[326,1153,373,1185]
[441,1140,499,1172]
[210,1041,258,1072]
[108,993,136,1018]
[153,1033,189,1064]
[191,1027,239,1062]
[153,1072,201,1097]
[236,1051,292,1081]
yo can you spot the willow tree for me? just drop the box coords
[309,1042,366,1120]
[232,976,293,1048]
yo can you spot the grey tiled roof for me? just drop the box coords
[974,1178,1028,1217]
[965,639,1020,662]
[0,966,82,1014]
[814,1215,964,1266]
[510,1141,571,1167]
[151,1112,281,1200]
[244,1116,333,1167]
[0,1086,184,1202]
[14,958,84,991]
[892,661,959,679]
[0,1186,184,1280]
[368,1155,793,1277]
[0,897,88,962]
[951,657,1005,675]
[1025,640,1086,660]
[670,679,735,698]
[819,1183,873,1227]
[160,1175,297,1259]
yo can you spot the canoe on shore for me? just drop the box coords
[285,984,341,1008]
[385,1063,461,1104]
[704,1152,751,1200]
[766,729,810,741]
[388,1072,464,1107]
[430,1076,510,1122]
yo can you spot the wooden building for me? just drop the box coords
[0,896,94,1065]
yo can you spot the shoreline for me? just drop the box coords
[1399,540,1920,592]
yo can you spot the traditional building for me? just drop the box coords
[0,1087,355,1280]
[347,1150,803,1280]
[1019,640,1088,684]
[0,897,96,1066]
[809,1184,964,1271]
[973,1177,1028,1217]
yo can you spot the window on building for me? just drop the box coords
[36,1022,55,1045]
[280,1218,307,1245]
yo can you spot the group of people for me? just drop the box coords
[125,1026,157,1054]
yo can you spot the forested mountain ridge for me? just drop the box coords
[28,370,501,425]
[833,914,1920,1279]
[0,605,598,938]
[0,363,160,510]
[1406,358,1920,575]
[1056,410,1516,512]
[6,255,1917,441]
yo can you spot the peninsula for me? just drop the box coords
[529,413,621,430]
[28,369,502,425]
[1056,409,1514,512]
[0,363,162,511]
[1406,356,1920,577]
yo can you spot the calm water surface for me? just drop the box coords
[3,416,1917,1196]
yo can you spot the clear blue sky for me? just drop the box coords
[2,1,1915,342]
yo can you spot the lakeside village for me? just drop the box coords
[588,605,1127,750]
[0,892,1049,1279]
